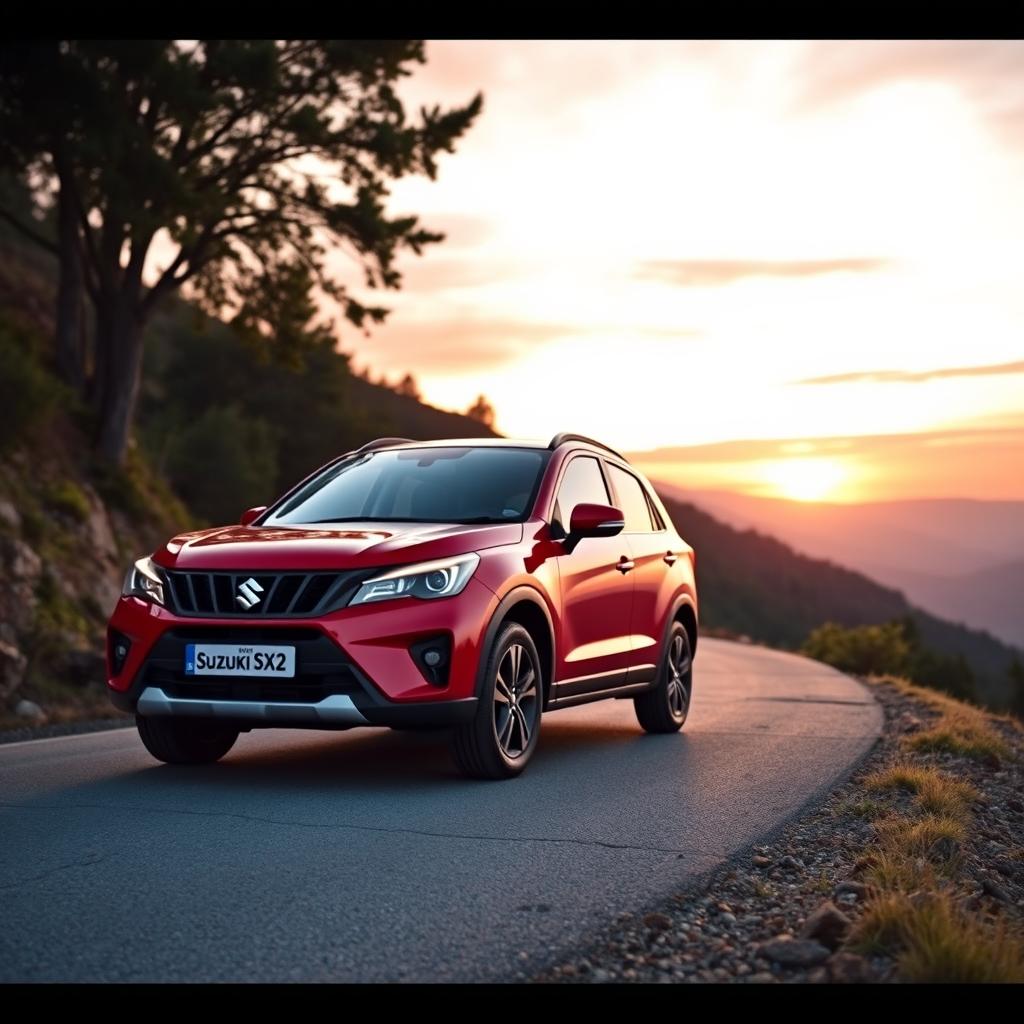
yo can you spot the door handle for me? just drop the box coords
[616,557,635,574]
[663,552,678,565]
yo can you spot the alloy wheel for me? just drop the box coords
[666,633,692,720]
[493,642,539,759]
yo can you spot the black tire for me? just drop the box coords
[136,715,239,765]
[451,623,543,780]
[634,622,692,734]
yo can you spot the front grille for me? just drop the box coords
[138,628,363,704]
[162,569,367,618]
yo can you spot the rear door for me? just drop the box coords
[603,462,675,683]
[552,454,635,689]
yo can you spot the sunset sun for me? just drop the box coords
[761,458,848,502]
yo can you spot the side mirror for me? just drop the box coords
[568,502,625,540]
[240,506,267,527]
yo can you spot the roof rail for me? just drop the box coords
[547,432,625,460]
[354,437,415,455]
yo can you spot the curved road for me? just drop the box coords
[0,639,881,982]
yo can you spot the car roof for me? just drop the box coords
[365,435,629,462]
[375,437,548,450]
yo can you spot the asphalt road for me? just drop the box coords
[0,639,881,982]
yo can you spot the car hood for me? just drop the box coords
[154,521,523,572]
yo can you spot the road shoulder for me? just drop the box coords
[538,676,1024,984]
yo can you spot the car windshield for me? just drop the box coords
[264,446,549,526]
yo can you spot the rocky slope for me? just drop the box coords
[0,433,186,727]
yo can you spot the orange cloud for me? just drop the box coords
[346,318,575,374]
[796,359,1024,386]
[793,41,1024,121]
[636,257,888,287]
[629,426,1024,502]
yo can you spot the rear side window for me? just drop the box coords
[606,464,654,532]
[552,456,609,532]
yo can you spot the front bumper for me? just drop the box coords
[107,577,496,728]
[125,685,477,729]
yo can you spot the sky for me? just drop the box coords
[342,41,1024,502]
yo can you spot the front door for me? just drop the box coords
[552,455,635,692]
[604,462,673,682]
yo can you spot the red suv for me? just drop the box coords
[107,434,698,779]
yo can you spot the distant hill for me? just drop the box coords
[346,374,496,448]
[880,559,1024,653]
[657,492,1021,708]
[665,487,1024,648]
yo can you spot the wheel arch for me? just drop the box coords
[477,586,556,708]
[673,599,698,657]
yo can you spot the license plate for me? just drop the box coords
[184,644,296,678]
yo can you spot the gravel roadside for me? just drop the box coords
[536,678,1024,984]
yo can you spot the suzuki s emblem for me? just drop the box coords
[236,577,264,610]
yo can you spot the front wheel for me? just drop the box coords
[450,623,542,779]
[136,715,239,765]
[634,622,692,734]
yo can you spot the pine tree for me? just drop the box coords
[0,41,482,462]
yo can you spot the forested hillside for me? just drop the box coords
[0,229,493,728]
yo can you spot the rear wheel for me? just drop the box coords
[451,623,542,779]
[136,715,239,765]
[634,622,692,734]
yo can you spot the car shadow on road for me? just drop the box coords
[116,714,686,794]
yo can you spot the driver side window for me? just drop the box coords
[552,456,609,536]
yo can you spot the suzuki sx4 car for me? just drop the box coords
[107,434,698,779]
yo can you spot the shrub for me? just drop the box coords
[802,620,910,676]
[164,404,278,525]
[803,618,977,703]
[0,318,58,451]
[45,480,91,522]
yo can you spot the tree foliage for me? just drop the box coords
[802,620,912,677]
[466,393,495,428]
[0,40,482,461]
[395,372,421,399]
[164,404,278,526]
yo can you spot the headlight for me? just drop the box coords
[349,553,480,606]
[122,556,165,606]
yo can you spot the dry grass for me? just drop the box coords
[864,850,936,893]
[842,677,1024,982]
[871,675,1016,760]
[907,723,1008,761]
[836,796,888,820]
[862,814,966,891]
[876,815,965,868]
[864,763,979,819]
[851,893,1024,983]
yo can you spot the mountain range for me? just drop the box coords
[661,487,1024,650]
[654,490,1021,709]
